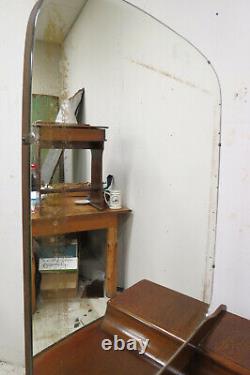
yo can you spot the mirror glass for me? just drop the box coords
[29,0,221,362]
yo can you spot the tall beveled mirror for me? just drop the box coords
[22,0,222,373]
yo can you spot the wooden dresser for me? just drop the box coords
[34,280,250,374]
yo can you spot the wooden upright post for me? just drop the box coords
[106,216,118,297]
[90,147,105,210]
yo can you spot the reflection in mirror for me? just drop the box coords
[26,0,221,370]
[31,0,111,355]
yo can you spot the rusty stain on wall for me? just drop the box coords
[37,3,69,101]
[60,49,70,102]
[130,59,210,94]
[44,5,65,44]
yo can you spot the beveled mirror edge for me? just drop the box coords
[22,1,44,374]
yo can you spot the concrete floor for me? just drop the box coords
[0,294,108,373]
[0,296,107,373]
[33,295,108,355]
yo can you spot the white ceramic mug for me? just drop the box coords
[104,190,122,209]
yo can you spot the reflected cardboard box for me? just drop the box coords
[40,272,78,299]
[38,239,78,298]
[38,238,78,259]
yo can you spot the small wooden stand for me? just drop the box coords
[33,122,107,210]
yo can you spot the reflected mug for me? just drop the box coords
[104,190,122,209]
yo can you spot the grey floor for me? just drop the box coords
[33,295,108,355]
[0,362,24,375]
[1,295,108,374]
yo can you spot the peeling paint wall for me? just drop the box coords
[63,0,221,301]
[32,40,63,97]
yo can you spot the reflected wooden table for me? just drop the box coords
[32,195,131,297]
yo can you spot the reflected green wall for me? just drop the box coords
[31,94,59,163]
[32,94,59,124]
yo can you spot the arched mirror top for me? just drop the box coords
[22,1,222,373]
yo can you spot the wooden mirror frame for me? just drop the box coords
[22,1,44,373]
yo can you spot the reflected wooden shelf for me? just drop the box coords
[32,196,131,236]
[33,122,107,149]
[40,182,91,195]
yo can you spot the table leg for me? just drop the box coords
[106,218,118,298]
[32,252,36,313]
[90,148,105,209]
